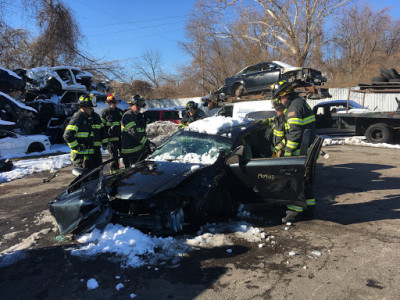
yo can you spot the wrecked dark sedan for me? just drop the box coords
[222,61,326,97]
[0,67,25,92]
[49,117,323,235]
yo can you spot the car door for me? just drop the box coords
[242,64,262,91]
[256,63,280,91]
[228,136,323,207]
[0,130,24,155]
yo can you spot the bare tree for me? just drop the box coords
[212,0,351,66]
[135,49,163,88]
[330,4,400,84]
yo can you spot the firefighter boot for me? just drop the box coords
[303,206,315,219]
[282,210,304,223]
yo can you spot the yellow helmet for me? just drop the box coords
[271,80,295,98]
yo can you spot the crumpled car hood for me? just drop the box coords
[115,160,205,200]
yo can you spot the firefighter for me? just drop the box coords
[90,108,107,168]
[256,100,286,157]
[101,93,124,174]
[121,94,154,167]
[63,94,95,171]
[271,80,317,223]
[179,101,206,128]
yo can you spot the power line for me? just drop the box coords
[90,20,185,37]
[88,15,186,28]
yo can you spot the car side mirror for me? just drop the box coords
[226,145,244,165]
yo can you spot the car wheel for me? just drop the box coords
[27,142,45,154]
[234,84,244,97]
[365,123,393,144]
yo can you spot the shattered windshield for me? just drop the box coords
[149,130,232,164]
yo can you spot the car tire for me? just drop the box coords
[389,68,400,79]
[27,142,45,154]
[365,123,393,144]
[371,76,388,83]
[234,84,244,97]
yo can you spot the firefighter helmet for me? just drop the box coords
[272,98,285,110]
[78,94,94,107]
[185,101,198,112]
[106,93,118,103]
[128,94,146,107]
[271,80,295,99]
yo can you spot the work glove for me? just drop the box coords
[178,123,186,130]
[148,142,157,153]
[255,119,267,125]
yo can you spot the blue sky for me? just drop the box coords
[6,0,400,80]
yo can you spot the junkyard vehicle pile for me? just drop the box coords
[48,117,323,235]
[0,65,110,140]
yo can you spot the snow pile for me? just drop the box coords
[0,153,71,183]
[70,224,191,268]
[322,136,400,149]
[185,116,251,135]
[70,220,269,269]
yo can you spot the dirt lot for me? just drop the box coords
[0,144,399,300]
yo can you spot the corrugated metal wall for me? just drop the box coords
[308,88,400,112]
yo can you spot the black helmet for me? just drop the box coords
[128,94,146,107]
[271,80,295,99]
[272,98,285,110]
[185,101,198,112]
[78,94,94,107]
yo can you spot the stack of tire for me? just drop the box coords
[372,67,400,84]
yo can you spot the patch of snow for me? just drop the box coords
[311,250,322,257]
[289,251,296,256]
[130,294,137,299]
[70,220,269,269]
[226,249,232,253]
[87,278,99,290]
[0,153,71,183]
[322,136,400,149]
[115,283,124,290]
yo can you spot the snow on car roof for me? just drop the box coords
[272,61,296,68]
[145,106,184,111]
[0,92,37,113]
[0,67,22,80]
[184,116,252,135]
[316,99,363,108]
[0,119,15,125]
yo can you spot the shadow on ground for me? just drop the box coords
[314,162,400,225]
[0,241,249,300]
